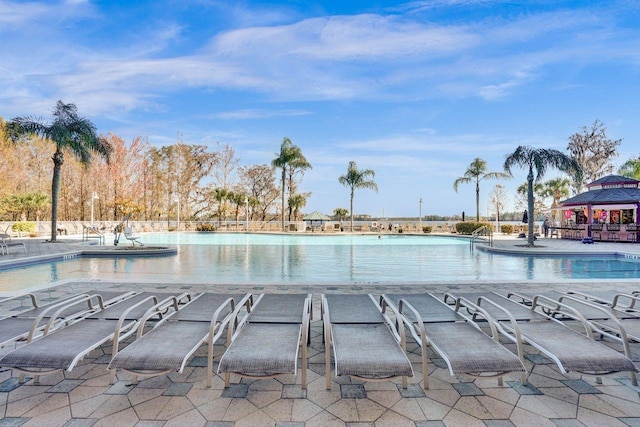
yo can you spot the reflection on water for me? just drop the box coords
[2,235,640,292]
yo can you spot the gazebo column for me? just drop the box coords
[587,204,592,237]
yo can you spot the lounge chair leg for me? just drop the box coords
[224,372,230,388]
[631,372,638,387]
[402,375,407,389]
[498,377,503,387]
[596,376,602,385]
[422,346,429,390]
[520,373,527,385]
[207,339,214,388]
[108,369,116,385]
[325,323,332,390]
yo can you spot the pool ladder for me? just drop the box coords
[470,226,493,250]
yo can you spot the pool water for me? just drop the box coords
[1,234,640,292]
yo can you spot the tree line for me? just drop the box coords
[1,101,381,240]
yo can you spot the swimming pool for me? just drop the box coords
[1,233,640,292]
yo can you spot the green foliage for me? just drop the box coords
[196,223,216,232]
[12,221,36,233]
[454,221,493,235]
[501,224,514,234]
[422,225,432,233]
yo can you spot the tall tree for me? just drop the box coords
[286,150,312,221]
[238,164,278,221]
[504,146,581,246]
[271,138,310,231]
[618,155,640,180]
[567,119,621,193]
[489,184,507,226]
[338,161,378,232]
[7,101,111,242]
[453,158,508,222]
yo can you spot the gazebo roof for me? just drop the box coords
[302,211,331,221]
[560,174,640,207]
[587,174,640,189]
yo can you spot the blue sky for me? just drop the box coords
[2,0,639,218]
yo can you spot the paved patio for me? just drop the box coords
[0,235,639,426]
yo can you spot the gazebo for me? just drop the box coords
[557,175,640,240]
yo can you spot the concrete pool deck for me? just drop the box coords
[0,235,639,426]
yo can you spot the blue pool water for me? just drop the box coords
[1,233,640,292]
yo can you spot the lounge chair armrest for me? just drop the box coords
[396,298,428,346]
[135,296,182,338]
[453,296,502,341]
[476,296,526,362]
[379,294,408,349]
[1,293,38,309]
[38,294,105,340]
[227,293,258,343]
[612,293,640,311]
[505,291,532,305]
[112,295,161,356]
[531,295,594,338]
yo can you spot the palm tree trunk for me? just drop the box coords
[350,189,354,232]
[50,151,63,242]
[527,169,535,246]
[281,168,286,232]
[475,181,480,222]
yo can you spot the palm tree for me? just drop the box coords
[504,146,581,246]
[272,138,308,231]
[7,101,111,242]
[213,187,229,221]
[453,158,509,222]
[542,178,572,224]
[338,161,378,232]
[288,193,307,221]
[333,207,349,230]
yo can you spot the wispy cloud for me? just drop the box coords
[212,109,311,120]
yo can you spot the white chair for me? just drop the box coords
[124,227,143,246]
[1,225,26,255]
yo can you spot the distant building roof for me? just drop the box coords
[560,174,640,207]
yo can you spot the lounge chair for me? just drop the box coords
[0,291,189,383]
[507,291,640,386]
[218,293,311,388]
[124,226,143,246]
[108,293,251,387]
[0,291,134,349]
[322,294,413,390]
[0,224,26,255]
[444,292,638,385]
[384,293,526,389]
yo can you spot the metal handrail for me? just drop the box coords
[470,225,493,249]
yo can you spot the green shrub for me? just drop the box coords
[501,224,514,234]
[196,223,216,232]
[12,221,36,234]
[454,221,493,235]
[422,225,432,233]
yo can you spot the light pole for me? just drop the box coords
[172,196,180,231]
[419,197,423,232]
[90,192,99,225]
